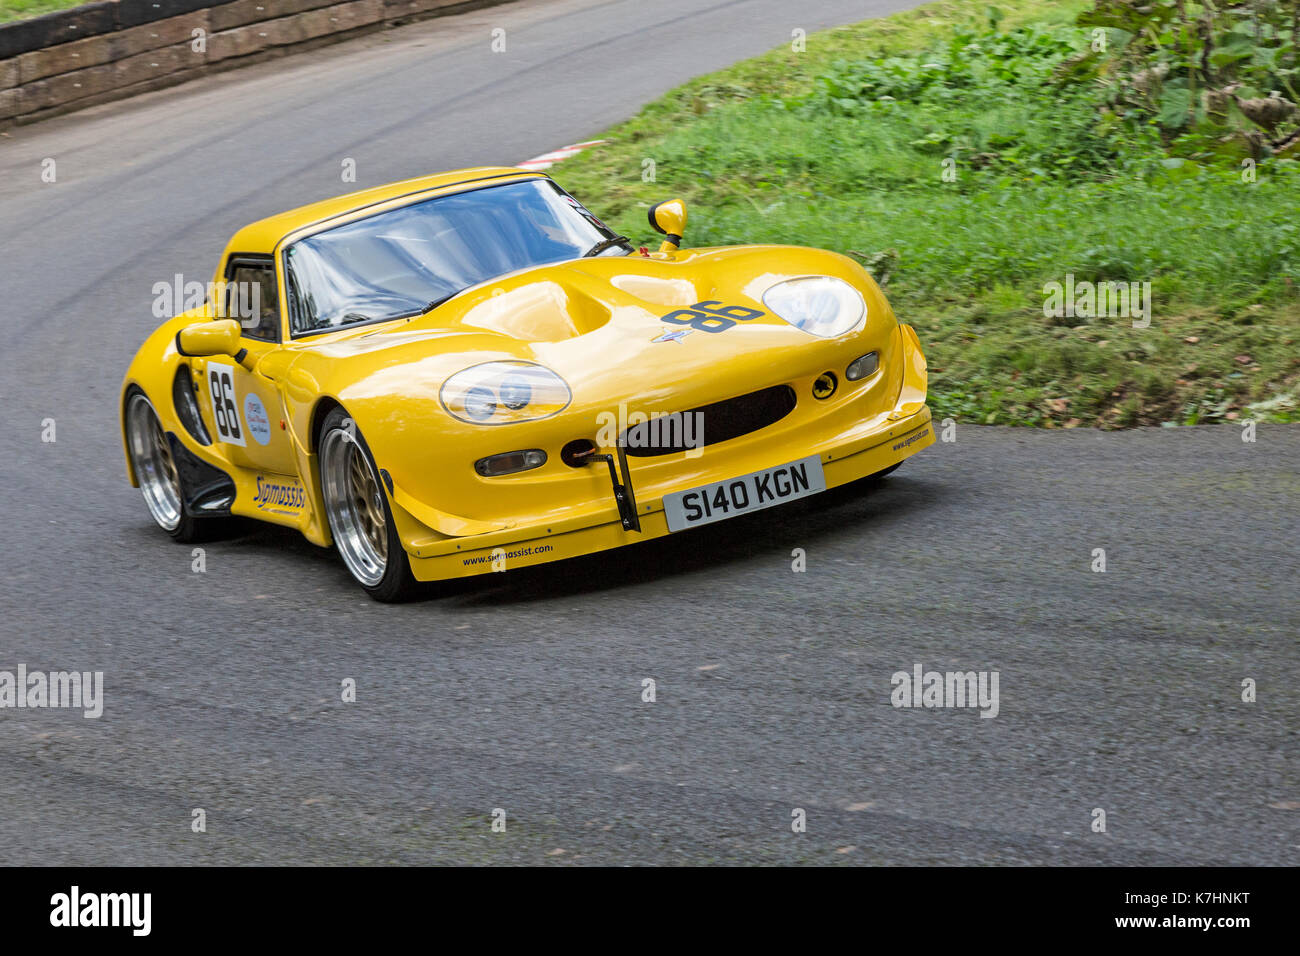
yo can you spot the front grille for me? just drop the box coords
[621,384,797,457]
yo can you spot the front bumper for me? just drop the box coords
[403,320,933,581]
[407,405,933,581]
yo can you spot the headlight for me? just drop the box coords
[762,276,866,338]
[440,361,571,425]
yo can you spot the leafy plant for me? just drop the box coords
[1078,0,1300,156]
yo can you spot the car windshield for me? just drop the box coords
[284,179,628,335]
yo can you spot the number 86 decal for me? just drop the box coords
[207,364,246,446]
[659,300,764,333]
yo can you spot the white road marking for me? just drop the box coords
[515,139,607,170]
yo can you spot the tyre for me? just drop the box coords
[866,462,902,481]
[124,389,224,543]
[318,407,418,602]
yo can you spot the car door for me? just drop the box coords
[196,255,298,477]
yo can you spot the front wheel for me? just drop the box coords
[318,407,418,602]
[125,390,224,542]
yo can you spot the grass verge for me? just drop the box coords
[558,0,1300,426]
[0,0,87,25]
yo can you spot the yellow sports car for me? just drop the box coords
[120,167,933,600]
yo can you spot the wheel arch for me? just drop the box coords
[308,395,347,454]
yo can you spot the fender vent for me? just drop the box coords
[621,385,796,457]
[173,366,211,445]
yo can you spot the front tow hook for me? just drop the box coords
[578,444,641,532]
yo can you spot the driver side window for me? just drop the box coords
[225,258,280,342]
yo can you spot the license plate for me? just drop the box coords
[663,455,827,532]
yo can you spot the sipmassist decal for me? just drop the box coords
[659,300,764,334]
[892,427,930,452]
[251,475,306,515]
[561,192,612,232]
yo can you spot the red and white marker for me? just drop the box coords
[515,139,607,170]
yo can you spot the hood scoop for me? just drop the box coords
[609,274,700,308]
[456,280,612,342]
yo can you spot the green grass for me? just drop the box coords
[0,0,87,24]
[559,0,1300,427]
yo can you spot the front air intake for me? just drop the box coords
[621,385,797,457]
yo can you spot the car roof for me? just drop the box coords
[224,166,543,254]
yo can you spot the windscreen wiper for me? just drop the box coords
[423,292,458,312]
[385,293,459,322]
[583,236,631,258]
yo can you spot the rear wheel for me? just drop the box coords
[125,390,218,542]
[318,407,418,602]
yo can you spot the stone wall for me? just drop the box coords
[0,0,512,127]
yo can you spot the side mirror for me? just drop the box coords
[648,198,687,253]
[176,319,243,359]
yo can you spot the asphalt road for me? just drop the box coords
[1,0,1297,866]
